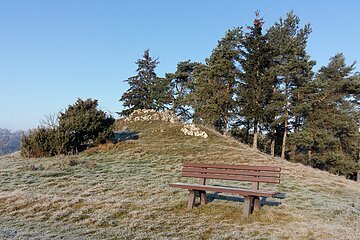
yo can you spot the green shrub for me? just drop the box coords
[21,127,58,158]
[57,98,115,154]
[21,98,115,158]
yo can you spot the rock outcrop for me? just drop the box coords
[124,109,179,123]
[181,124,208,138]
[122,109,208,138]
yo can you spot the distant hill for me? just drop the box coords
[0,128,23,156]
[0,111,359,239]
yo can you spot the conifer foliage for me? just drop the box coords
[190,28,241,134]
[237,11,273,149]
[119,49,171,116]
[267,11,316,158]
[165,60,200,121]
[289,54,360,177]
[57,99,115,154]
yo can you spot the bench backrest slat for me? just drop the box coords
[182,162,281,184]
[183,162,281,172]
[182,172,280,183]
[183,167,280,178]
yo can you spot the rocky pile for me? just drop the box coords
[124,109,179,123]
[123,109,208,138]
[181,124,208,138]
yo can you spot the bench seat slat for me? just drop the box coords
[182,172,280,183]
[183,167,280,178]
[170,183,279,198]
[183,163,281,172]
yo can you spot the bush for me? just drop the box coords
[21,127,58,158]
[21,98,115,157]
[57,98,115,154]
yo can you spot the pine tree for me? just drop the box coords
[237,12,273,149]
[119,49,171,116]
[267,11,315,158]
[165,60,200,121]
[191,28,242,134]
[289,54,360,178]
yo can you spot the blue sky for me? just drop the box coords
[0,0,359,131]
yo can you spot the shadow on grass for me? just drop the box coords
[206,192,282,207]
[111,131,139,143]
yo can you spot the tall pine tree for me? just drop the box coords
[237,12,273,149]
[267,11,315,158]
[119,49,171,116]
[191,28,242,134]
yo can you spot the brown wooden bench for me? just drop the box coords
[170,163,282,217]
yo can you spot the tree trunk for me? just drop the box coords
[294,92,301,132]
[246,121,250,144]
[281,84,289,159]
[253,120,258,149]
[270,127,275,157]
[281,119,288,159]
[223,116,228,136]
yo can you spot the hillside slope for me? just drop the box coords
[0,128,22,156]
[0,112,359,239]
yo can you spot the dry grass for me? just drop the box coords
[0,119,359,239]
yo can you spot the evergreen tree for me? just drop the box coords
[165,60,200,121]
[267,11,315,158]
[58,98,115,154]
[289,54,360,178]
[191,28,242,134]
[119,49,171,116]
[237,12,273,149]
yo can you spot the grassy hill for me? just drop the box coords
[0,112,359,239]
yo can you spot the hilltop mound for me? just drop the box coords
[0,111,359,239]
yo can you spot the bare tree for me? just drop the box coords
[39,112,59,129]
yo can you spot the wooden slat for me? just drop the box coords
[182,172,280,184]
[183,167,280,178]
[183,163,281,172]
[169,183,279,197]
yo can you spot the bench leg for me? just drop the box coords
[200,190,208,205]
[187,190,196,210]
[243,196,252,217]
[252,196,261,212]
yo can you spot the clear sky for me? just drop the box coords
[0,0,359,131]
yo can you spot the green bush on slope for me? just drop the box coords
[21,98,114,157]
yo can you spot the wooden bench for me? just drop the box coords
[170,163,282,217]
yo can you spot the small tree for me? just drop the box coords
[58,98,115,154]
